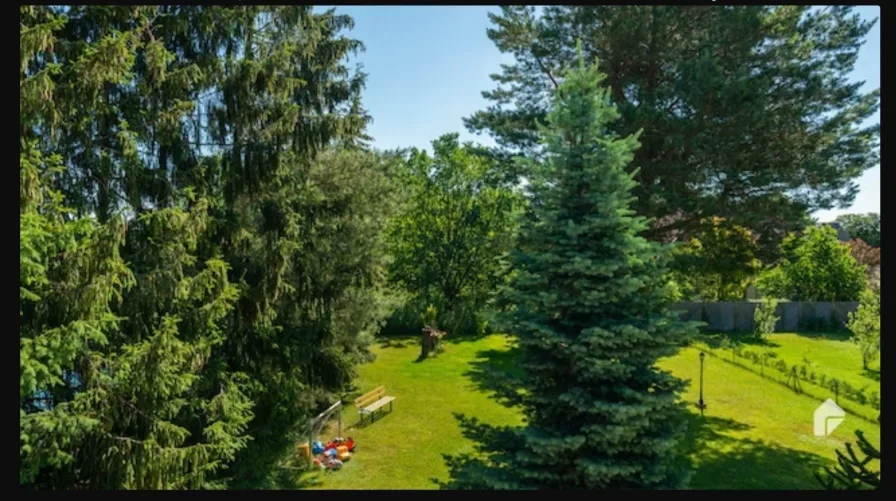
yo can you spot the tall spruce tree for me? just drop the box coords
[442,46,697,490]
[21,5,392,489]
[20,6,254,489]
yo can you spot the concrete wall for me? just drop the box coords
[668,301,859,332]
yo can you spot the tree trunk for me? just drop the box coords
[420,332,431,358]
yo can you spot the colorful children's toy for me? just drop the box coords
[346,437,356,452]
[311,441,325,455]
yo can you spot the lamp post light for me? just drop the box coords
[697,351,707,416]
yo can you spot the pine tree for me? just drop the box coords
[815,430,880,490]
[442,45,697,490]
[467,6,879,260]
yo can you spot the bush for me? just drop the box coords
[421,304,439,328]
[757,226,867,301]
[669,217,761,301]
[381,297,489,338]
[848,288,880,370]
[754,296,780,337]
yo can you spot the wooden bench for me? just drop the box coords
[354,386,395,425]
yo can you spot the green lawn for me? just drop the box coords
[299,334,880,490]
[698,331,880,420]
[301,335,523,489]
[658,346,880,489]
[756,332,880,390]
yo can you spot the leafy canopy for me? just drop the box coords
[757,226,867,301]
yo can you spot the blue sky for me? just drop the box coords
[324,6,880,221]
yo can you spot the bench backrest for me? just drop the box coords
[354,386,385,408]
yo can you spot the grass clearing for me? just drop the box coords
[659,346,880,489]
[301,335,523,489]
[298,334,880,490]
[706,331,879,390]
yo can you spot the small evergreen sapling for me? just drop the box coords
[848,288,880,370]
[754,297,780,339]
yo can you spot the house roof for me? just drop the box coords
[818,222,851,243]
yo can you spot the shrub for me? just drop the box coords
[421,304,439,328]
[848,288,881,370]
[869,391,880,409]
[754,296,780,337]
[757,226,867,301]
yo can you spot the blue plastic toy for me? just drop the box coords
[311,441,325,455]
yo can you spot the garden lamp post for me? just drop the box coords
[697,351,707,416]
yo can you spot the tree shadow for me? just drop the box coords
[378,336,417,349]
[788,330,854,342]
[699,332,780,349]
[442,331,496,345]
[462,346,525,409]
[862,368,881,382]
[681,412,831,489]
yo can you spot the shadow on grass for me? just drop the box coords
[344,406,395,431]
[462,346,525,409]
[788,330,854,342]
[863,368,881,382]
[699,332,780,349]
[681,413,830,489]
[377,332,495,350]
[283,468,326,490]
[703,330,855,346]
[378,336,417,349]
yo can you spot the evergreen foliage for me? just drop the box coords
[441,47,698,490]
[20,6,394,489]
[754,297,780,338]
[466,6,879,258]
[848,288,880,371]
[815,430,880,490]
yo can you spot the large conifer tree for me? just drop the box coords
[20,6,392,489]
[467,6,879,260]
[443,46,697,490]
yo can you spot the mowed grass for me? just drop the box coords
[300,334,880,490]
[301,335,523,489]
[758,332,880,390]
[658,346,880,489]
